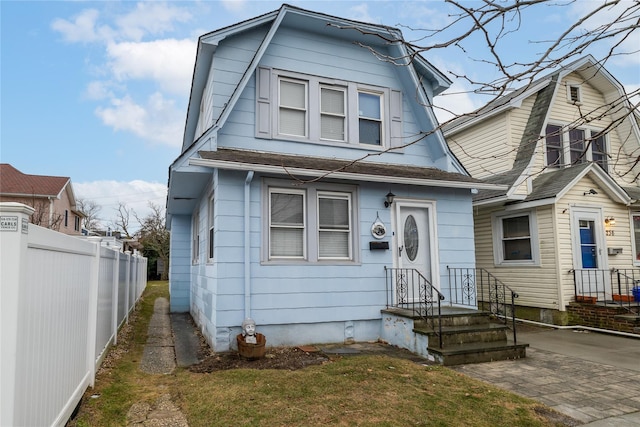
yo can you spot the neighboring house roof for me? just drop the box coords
[192,148,504,190]
[444,55,640,206]
[0,163,70,198]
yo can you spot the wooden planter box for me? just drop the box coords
[613,294,635,302]
[237,333,266,360]
[575,295,597,304]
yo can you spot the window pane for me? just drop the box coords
[358,92,380,119]
[271,229,304,257]
[319,197,349,228]
[280,81,305,108]
[321,115,345,140]
[271,193,303,225]
[321,88,344,114]
[545,125,563,167]
[569,128,585,164]
[503,216,529,238]
[359,119,381,145]
[592,134,607,170]
[633,215,640,261]
[319,231,349,258]
[504,239,532,260]
[279,109,305,136]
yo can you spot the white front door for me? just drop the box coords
[393,200,438,303]
[571,207,610,300]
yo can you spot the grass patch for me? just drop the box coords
[69,281,571,427]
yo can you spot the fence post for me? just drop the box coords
[125,251,131,323]
[0,203,34,427]
[112,249,120,346]
[86,237,102,388]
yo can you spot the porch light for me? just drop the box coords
[605,217,616,226]
[384,192,395,208]
[583,189,598,196]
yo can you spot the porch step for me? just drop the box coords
[415,323,509,346]
[427,341,528,366]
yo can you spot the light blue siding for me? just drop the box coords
[169,215,192,312]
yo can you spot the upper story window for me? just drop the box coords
[544,124,608,171]
[567,83,582,104]
[256,68,402,150]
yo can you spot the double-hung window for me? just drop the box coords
[317,192,351,259]
[279,79,307,137]
[358,92,382,145]
[493,211,539,265]
[591,133,607,170]
[545,124,563,168]
[264,180,358,263]
[269,189,306,259]
[320,87,346,141]
[207,193,215,262]
[192,211,200,264]
[569,128,586,165]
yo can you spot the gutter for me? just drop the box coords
[244,171,254,319]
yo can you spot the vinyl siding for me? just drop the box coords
[447,113,512,179]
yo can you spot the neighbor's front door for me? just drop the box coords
[571,207,610,300]
[394,201,437,303]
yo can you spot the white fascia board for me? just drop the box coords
[503,198,555,211]
[188,158,506,191]
[200,11,279,46]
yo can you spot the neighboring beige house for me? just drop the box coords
[0,164,84,235]
[445,55,640,325]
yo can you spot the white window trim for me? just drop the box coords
[262,178,360,265]
[492,210,540,266]
[544,123,608,172]
[265,69,393,150]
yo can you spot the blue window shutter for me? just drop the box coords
[390,89,402,148]
[256,67,272,138]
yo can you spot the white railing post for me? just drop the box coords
[112,249,120,346]
[87,237,102,388]
[0,203,34,427]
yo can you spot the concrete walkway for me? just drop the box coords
[453,328,640,426]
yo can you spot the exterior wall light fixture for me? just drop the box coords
[605,217,616,226]
[384,192,395,208]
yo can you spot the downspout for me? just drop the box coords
[244,171,254,320]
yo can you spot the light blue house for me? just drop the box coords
[166,4,507,358]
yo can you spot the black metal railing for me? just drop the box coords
[571,268,640,313]
[447,267,519,344]
[384,267,445,348]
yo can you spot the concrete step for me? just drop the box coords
[415,323,509,346]
[427,341,529,366]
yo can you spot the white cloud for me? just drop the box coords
[51,9,106,43]
[95,93,183,147]
[220,0,247,13]
[75,180,167,231]
[105,38,196,94]
[115,2,192,42]
[84,81,115,100]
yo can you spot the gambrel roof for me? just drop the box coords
[444,55,640,206]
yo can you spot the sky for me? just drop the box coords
[2,0,639,230]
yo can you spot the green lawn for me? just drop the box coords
[69,281,570,427]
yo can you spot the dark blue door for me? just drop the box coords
[579,220,597,268]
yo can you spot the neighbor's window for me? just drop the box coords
[269,189,306,259]
[569,128,586,165]
[545,124,563,168]
[74,215,80,231]
[317,192,351,259]
[279,79,307,137]
[493,211,539,265]
[358,92,382,145]
[64,210,69,227]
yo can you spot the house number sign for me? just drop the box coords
[0,216,19,232]
[606,230,615,236]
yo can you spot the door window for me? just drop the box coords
[404,214,419,261]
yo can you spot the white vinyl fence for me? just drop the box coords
[0,203,147,427]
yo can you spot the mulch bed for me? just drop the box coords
[189,346,330,372]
